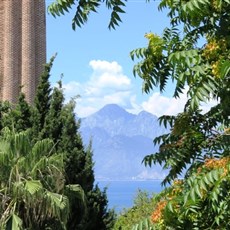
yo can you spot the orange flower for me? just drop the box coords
[204,157,230,170]
[203,157,230,177]
[173,179,183,186]
[151,200,167,223]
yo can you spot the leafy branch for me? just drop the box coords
[48,0,126,30]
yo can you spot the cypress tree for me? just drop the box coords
[0,101,11,131]
[13,92,32,132]
[40,80,64,143]
[60,99,115,230]
[59,99,91,229]
[1,92,32,132]
[31,56,55,139]
[59,99,94,189]
[85,185,116,230]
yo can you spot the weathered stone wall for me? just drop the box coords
[0,0,46,104]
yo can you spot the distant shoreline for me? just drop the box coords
[96,178,164,182]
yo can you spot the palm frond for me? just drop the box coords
[5,213,23,230]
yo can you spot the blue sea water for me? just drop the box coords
[97,180,163,213]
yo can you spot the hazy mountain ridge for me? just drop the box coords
[79,104,168,180]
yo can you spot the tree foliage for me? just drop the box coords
[31,56,54,142]
[0,128,84,229]
[133,158,230,229]
[131,1,230,228]
[133,0,230,184]
[0,56,115,229]
[0,93,32,133]
[48,0,126,30]
[111,0,230,229]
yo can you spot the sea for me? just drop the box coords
[97,180,164,213]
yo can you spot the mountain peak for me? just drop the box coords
[99,104,125,113]
[96,104,134,120]
[138,110,153,116]
[137,110,158,120]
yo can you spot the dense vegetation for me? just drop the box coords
[1,0,229,228]
[130,0,230,228]
[49,0,230,229]
[0,57,115,229]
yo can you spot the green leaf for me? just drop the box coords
[131,218,153,230]
[212,189,218,202]
[194,185,202,198]
[199,179,207,192]
[167,201,174,212]
[207,171,214,183]
[25,180,43,195]
[220,60,230,78]
[212,169,220,181]
[113,5,125,13]
[6,214,23,230]
[190,188,196,201]
[46,191,69,211]
[204,175,210,185]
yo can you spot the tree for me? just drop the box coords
[31,55,55,141]
[40,80,64,143]
[59,99,115,230]
[131,0,230,183]
[83,185,116,230]
[58,99,93,229]
[0,128,84,229]
[130,1,230,228]
[1,92,32,133]
[32,60,115,229]
[0,54,115,228]
[0,101,12,131]
[13,92,32,132]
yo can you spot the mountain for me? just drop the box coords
[79,104,168,181]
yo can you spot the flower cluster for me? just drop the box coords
[204,157,230,169]
[202,38,229,78]
[145,33,164,60]
[151,200,167,223]
[203,39,225,61]
[211,60,221,78]
[204,157,230,176]
[169,179,183,198]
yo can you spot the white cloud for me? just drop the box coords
[89,60,122,73]
[141,91,188,117]
[62,60,217,118]
[135,169,167,180]
[94,72,131,88]
[62,81,82,98]
[200,99,218,113]
[140,88,218,117]
[88,60,131,90]
[62,60,133,117]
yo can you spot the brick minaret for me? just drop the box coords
[0,0,46,104]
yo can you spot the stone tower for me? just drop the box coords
[0,0,46,104]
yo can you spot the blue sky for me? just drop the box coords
[46,1,190,117]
